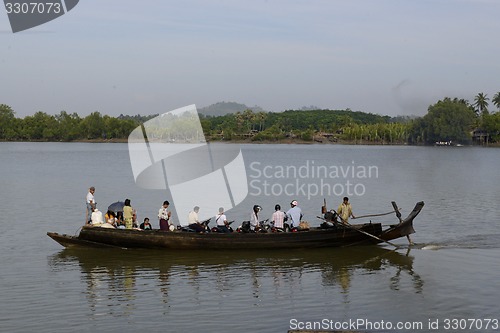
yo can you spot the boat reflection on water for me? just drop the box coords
[320,247,424,298]
[48,246,423,315]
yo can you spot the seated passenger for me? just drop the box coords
[91,208,104,225]
[140,217,153,230]
[215,207,231,233]
[286,200,303,231]
[272,204,286,231]
[114,211,125,228]
[101,210,116,228]
[187,206,205,233]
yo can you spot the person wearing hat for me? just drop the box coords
[286,200,303,230]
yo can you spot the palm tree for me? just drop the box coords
[241,109,255,132]
[473,92,489,116]
[255,112,267,131]
[235,111,244,131]
[493,92,500,112]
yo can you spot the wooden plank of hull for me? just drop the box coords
[74,223,384,250]
[47,232,123,248]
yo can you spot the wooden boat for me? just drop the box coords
[48,201,424,250]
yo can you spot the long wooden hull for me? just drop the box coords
[48,201,424,250]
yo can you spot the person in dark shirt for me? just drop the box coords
[140,217,153,230]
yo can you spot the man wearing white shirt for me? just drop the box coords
[187,206,204,233]
[215,207,230,233]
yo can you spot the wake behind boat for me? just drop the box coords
[48,201,424,250]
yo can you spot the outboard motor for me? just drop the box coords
[324,210,337,222]
[320,210,338,229]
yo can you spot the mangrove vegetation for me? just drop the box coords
[1,92,499,145]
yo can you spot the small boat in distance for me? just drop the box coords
[48,201,424,250]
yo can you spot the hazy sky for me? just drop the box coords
[1,0,499,118]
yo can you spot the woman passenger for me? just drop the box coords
[104,210,116,226]
[123,199,135,230]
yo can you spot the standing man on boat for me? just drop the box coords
[86,187,96,224]
[337,197,355,224]
[158,200,172,231]
[286,200,303,230]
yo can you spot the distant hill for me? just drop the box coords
[198,101,266,117]
[299,105,321,111]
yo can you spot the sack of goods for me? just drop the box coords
[298,221,310,230]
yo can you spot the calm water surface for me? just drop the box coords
[0,142,499,333]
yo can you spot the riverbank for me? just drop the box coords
[2,137,500,147]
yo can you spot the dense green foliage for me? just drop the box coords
[409,98,477,144]
[200,109,398,143]
[482,112,500,142]
[1,93,499,144]
[0,104,137,141]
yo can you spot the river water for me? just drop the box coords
[1,142,499,333]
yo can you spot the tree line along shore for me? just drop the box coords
[1,93,499,145]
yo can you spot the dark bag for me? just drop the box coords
[241,221,251,233]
